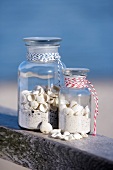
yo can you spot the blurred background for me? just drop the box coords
[0,0,113,138]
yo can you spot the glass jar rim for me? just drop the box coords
[23,37,62,46]
[63,68,90,76]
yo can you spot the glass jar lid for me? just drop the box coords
[23,37,62,46]
[63,68,90,76]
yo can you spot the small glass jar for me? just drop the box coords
[59,68,91,134]
[18,37,65,130]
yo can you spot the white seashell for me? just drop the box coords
[36,95,45,103]
[52,97,59,107]
[20,93,27,104]
[63,107,74,116]
[64,136,70,141]
[44,93,50,102]
[48,98,54,104]
[84,105,90,115]
[39,103,48,112]
[47,90,52,96]
[69,134,75,140]
[40,121,53,134]
[60,135,65,140]
[32,90,40,95]
[81,108,85,116]
[85,113,89,119]
[38,87,45,95]
[80,132,88,138]
[30,101,39,109]
[50,93,57,98]
[34,85,45,95]
[51,132,62,139]
[50,129,61,134]
[72,104,84,115]
[21,90,30,95]
[70,100,78,108]
[27,94,35,102]
[34,85,43,90]
[63,131,70,136]
[73,133,82,140]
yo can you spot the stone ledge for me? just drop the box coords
[0,110,113,170]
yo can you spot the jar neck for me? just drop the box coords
[26,46,60,62]
[64,75,88,88]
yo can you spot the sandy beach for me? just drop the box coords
[0,79,113,138]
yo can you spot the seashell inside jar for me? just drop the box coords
[19,85,59,129]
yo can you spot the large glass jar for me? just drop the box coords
[59,68,91,134]
[18,37,65,130]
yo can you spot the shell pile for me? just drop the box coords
[59,94,91,133]
[50,129,88,141]
[39,123,88,141]
[20,85,59,128]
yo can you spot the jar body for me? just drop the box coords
[18,37,65,130]
[59,86,91,133]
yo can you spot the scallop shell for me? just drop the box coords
[39,103,48,112]
[30,101,39,109]
[63,107,74,116]
[36,94,45,103]
[40,121,53,134]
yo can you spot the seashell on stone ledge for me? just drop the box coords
[40,121,53,134]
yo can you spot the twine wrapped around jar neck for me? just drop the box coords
[27,52,60,62]
[64,75,99,136]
